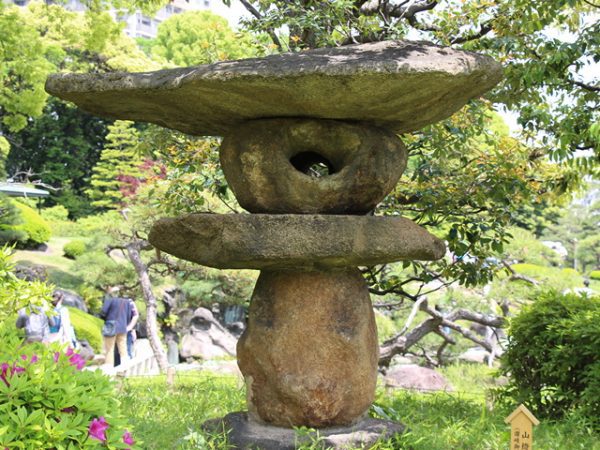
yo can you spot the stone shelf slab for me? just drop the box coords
[46,40,502,137]
[148,213,445,270]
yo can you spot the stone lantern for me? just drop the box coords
[47,40,501,448]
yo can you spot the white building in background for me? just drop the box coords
[8,0,248,38]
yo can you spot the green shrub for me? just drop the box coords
[9,202,51,247]
[68,307,103,352]
[0,330,139,448]
[591,270,600,281]
[63,239,87,259]
[499,290,600,424]
[0,250,138,448]
[40,205,69,222]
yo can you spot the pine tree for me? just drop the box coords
[86,120,142,210]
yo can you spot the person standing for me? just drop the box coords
[114,297,139,366]
[100,287,132,367]
[48,291,77,347]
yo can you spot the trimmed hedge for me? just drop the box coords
[591,270,600,281]
[11,201,51,247]
[499,290,600,424]
[68,307,103,353]
[63,239,86,259]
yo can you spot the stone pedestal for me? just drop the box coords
[203,412,405,450]
[238,269,378,427]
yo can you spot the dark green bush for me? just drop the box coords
[63,239,86,259]
[499,290,600,424]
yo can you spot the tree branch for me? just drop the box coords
[238,0,284,51]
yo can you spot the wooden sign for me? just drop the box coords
[505,404,540,450]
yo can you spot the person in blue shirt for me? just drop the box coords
[48,291,77,347]
[100,286,132,367]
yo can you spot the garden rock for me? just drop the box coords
[384,364,453,392]
[180,307,237,360]
[149,213,445,270]
[56,289,88,312]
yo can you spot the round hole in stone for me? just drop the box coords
[290,151,336,178]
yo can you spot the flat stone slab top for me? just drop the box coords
[46,40,502,137]
[202,412,405,449]
[148,213,445,270]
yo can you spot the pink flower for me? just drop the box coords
[88,417,109,442]
[66,347,75,357]
[123,430,135,447]
[30,354,39,363]
[0,363,9,387]
[68,353,86,370]
[20,355,28,361]
[53,352,60,363]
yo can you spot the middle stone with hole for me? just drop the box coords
[220,118,408,214]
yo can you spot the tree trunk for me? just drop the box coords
[126,239,169,373]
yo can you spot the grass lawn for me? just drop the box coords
[13,237,86,290]
[119,364,600,450]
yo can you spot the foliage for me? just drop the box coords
[0,335,138,448]
[9,201,52,247]
[7,99,110,218]
[74,251,137,292]
[0,246,52,323]
[499,290,600,424]
[0,194,26,245]
[591,270,600,281]
[0,0,156,135]
[238,0,599,171]
[150,10,263,67]
[86,121,144,211]
[68,307,103,352]
[63,239,87,259]
[503,226,563,266]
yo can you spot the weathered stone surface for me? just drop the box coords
[202,412,405,449]
[148,213,445,270]
[220,119,407,214]
[180,307,237,360]
[237,269,378,427]
[384,364,453,392]
[46,40,502,137]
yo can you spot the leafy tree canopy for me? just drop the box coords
[148,10,265,67]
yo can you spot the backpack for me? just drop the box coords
[49,307,62,333]
[25,309,48,341]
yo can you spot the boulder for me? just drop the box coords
[237,269,378,427]
[384,364,453,392]
[46,40,502,137]
[56,289,88,313]
[180,307,237,360]
[220,119,407,214]
[149,213,445,270]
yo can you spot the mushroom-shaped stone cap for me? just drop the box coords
[45,40,502,137]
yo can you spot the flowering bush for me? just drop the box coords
[0,245,139,448]
[0,339,139,449]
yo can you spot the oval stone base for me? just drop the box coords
[202,412,405,450]
[237,269,378,428]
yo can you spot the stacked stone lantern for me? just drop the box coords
[47,40,501,448]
